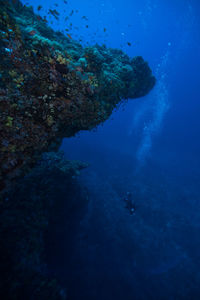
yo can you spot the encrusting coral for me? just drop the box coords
[0,0,155,194]
[0,0,156,298]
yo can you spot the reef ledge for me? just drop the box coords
[0,0,155,193]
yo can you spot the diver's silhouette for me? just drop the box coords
[124,192,136,215]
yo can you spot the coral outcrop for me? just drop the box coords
[0,1,156,298]
[0,0,155,193]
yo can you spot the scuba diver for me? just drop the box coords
[123,192,136,215]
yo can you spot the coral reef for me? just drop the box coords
[0,0,156,298]
[0,0,155,193]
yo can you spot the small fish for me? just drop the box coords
[36,16,42,21]
[82,16,88,21]
[69,10,74,16]
[37,5,42,11]
[28,30,37,36]
[48,9,60,20]
[75,10,79,13]
[67,33,72,39]
[65,16,69,21]
[86,25,89,28]
[54,3,58,7]
[65,28,69,32]
[103,28,106,32]
[64,0,68,4]
[127,42,131,46]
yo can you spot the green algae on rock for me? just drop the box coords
[0,0,155,193]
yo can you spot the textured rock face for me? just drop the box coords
[0,151,87,300]
[0,0,155,192]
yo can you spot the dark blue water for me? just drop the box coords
[24,0,200,298]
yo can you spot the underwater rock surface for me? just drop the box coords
[0,1,155,298]
[0,0,155,193]
[0,151,88,299]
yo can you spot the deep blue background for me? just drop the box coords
[23,0,200,298]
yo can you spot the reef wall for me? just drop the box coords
[0,151,88,299]
[0,0,155,193]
